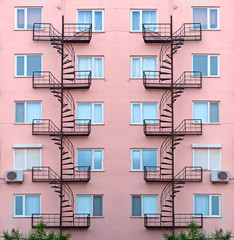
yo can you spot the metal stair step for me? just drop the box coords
[161,65,171,70]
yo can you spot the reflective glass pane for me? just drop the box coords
[16,56,25,76]
[132,104,141,123]
[193,8,207,29]
[94,104,103,123]
[77,150,92,168]
[210,103,219,123]
[210,56,218,76]
[27,55,41,77]
[15,196,23,215]
[94,11,102,31]
[94,150,103,170]
[193,102,208,123]
[27,8,42,29]
[132,196,141,216]
[17,9,25,29]
[193,55,208,77]
[210,9,218,29]
[15,103,25,123]
[132,11,140,31]
[93,196,103,216]
[194,195,209,216]
[132,150,140,170]
[211,196,220,216]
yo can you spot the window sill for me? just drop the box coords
[75,216,104,218]
[75,170,105,172]
[130,216,159,218]
[14,123,33,125]
[130,170,159,172]
[13,216,41,218]
[201,76,220,78]
[194,216,221,218]
[202,123,221,125]
[14,29,34,31]
[201,29,220,31]
[15,76,34,78]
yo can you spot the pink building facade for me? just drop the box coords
[0,0,234,239]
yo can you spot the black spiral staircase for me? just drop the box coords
[142,17,204,229]
[31,17,92,229]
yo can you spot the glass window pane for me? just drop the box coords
[17,9,25,29]
[25,195,40,216]
[194,195,209,216]
[142,57,157,72]
[193,102,208,123]
[193,8,207,29]
[209,149,221,170]
[132,11,140,31]
[143,196,158,216]
[94,150,103,170]
[94,58,103,78]
[132,196,141,216]
[142,11,157,24]
[210,9,218,29]
[15,196,23,215]
[132,58,141,78]
[94,104,103,124]
[143,103,157,120]
[132,104,141,123]
[78,11,92,24]
[26,149,41,170]
[193,149,209,170]
[94,11,102,31]
[27,55,41,77]
[16,56,25,76]
[77,103,92,120]
[132,150,141,170]
[77,57,92,74]
[210,56,218,76]
[211,196,220,216]
[142,150,157,169]
[27,8,42,30]
[77,150,92,168]
[14,149,25,170]
[210,103,219,123]
[193,55,208,77]
[15,103,25,123]
[77,196,92,216]
[93,196,103,216]
[26,102,41,123]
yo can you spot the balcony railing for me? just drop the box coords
[32,119,91,136]
[32,213,90,228]
[143,119,202,136]
[144,213,203,228]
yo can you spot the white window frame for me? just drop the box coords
[77,102,104,125]
[130,56,157,79]
[13,146,42,171]
[130,10,158,32]
[131,195,158,217]
[131,102,158,124]
[77,10,104,32]
[193,101,220,124]
[77,149,104,171]
[15,55,43,77]
[131,149,158,171]
[192,8,220,30]
[193,194,221,217]
[14,195,41,217]
[77,56,104,79]
[14,101,42,124]
[192,54,220,77]
[15,8,43,30]
[192,147,221,170]
[76,195,104,217]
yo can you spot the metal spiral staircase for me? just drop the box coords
[142,17,204,229]
[31,17,92,229]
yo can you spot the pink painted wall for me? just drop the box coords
[0,0,234,239]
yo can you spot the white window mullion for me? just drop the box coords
[141,196,143,217]
[209,195,212,216]
[91,195,94,217]
[23,195,26,217]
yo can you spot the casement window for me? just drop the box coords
[131,10,157,32]
[77,195,103,217]
[131,103,157,124]
[77,10,104,32]
[15,102,42,124]
[13,144,42,170]
[14,195,41,217]
[131,57,157,78]
[192,8,219,30]
[15,55,42,77]
[131,149,157,171]
[193,144,221,170]
[192,55,219,77]
[77,149,104,171]
[193,102,219,124]
[131,195,158,217]
[77,57,104,78]
[194,195,221,217]
[15,8,42,30]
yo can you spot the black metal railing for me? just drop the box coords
[32,213,90,228]
[173,23,202,41]
[175,166,202,182]
[175,119,202,135]
[32,119,60,135]
[144,213,203,228]
[144,166,161,182]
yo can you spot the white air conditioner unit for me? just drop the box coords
[5,170,24,183]
[211,170,229,183]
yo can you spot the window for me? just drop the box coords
[194,195,221,217]
[131,195,158,217]
[131,149,157,171]
[77,103,104,124]
[15,102,42,124]
[15,55,42,77]
[15,8,42,30]
[77,10,104,32]
[14,195,41,217]
[131,10,157,32]
[192,8,219,30]
[76,195,103,217]
[131,57,157,78]
[193,144,221,170]
[193,102,219,124]
[131,103,157,124]
[77,149,104,171]
[192,55,219,77]
[77,57,104,78]
[13,144,42,170]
